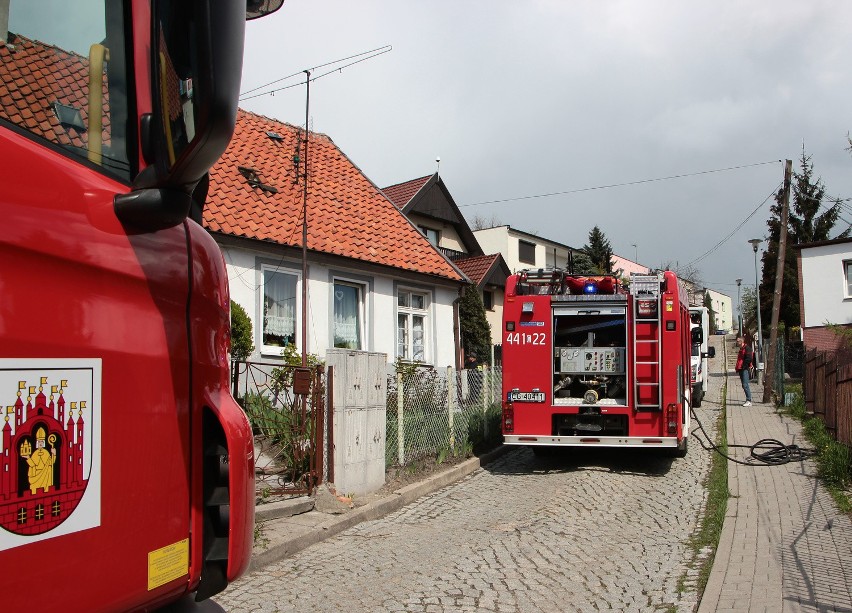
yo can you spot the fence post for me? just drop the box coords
[482,365,489,441]
[447,366,455,451]
[397,371,404,466]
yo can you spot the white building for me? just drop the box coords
[473,225,576,273]
[794,237,852,351]
[705,289,733,334]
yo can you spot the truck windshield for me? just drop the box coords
[1,0,133,181]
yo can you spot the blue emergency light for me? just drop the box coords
[583,281,598,294]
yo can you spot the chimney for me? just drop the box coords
[0,0,9,44]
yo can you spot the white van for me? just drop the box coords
[688,307,716,407]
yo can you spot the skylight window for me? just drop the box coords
[52,102,86,133]
[266,131,284,142]
[238,166,278,194]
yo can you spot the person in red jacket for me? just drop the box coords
[735,335,754,406]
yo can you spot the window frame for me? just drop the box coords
[482,289,494,311]
[396,287,430,363]
[332,279,367,350]
[259,263,301,356]
[2,1,136,183]
[518,239,536,265]
[419,225,440,246]
[844,259,852,299]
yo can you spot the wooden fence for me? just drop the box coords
[803,348,852,447]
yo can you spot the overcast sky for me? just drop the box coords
[240,1,852,302]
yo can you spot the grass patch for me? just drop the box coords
[690,380,730,594]
[781,384,852,514]
[678,378,729,603]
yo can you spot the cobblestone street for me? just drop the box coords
[219,400,719,613]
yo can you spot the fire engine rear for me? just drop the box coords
[501,269,692,456]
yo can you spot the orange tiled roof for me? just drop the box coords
[381,175,431,209]
[455,254,502,286]
[0,34,107,150]
[206,111,463,282]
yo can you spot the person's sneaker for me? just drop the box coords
[742,401,752,407]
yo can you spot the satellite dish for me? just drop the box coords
[246,0,285,20]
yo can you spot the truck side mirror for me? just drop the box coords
[133,0,245,192]
[703,347,716,359]
[119,0,247,229]
[691,327,703,345]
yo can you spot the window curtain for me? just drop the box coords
[334,283,361,349]
[263,270,296,346]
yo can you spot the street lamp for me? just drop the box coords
[748,239,763,376]
[735,278,742,337]
[632,243,638,263]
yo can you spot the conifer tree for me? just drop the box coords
[584,226,614,274]
[458,284,492,365]
[759,150,850,333]
[571,250,597,275]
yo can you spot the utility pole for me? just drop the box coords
[301,70,310,367]
[735,279,742,337]
[763,159,792,403]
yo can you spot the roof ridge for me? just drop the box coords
[382,174,433,191]
[237,107,335,143]
[4,32,82,59]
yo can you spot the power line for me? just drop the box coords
[459,160,782,208]
[239,45,392,101]
[685,183,781,268]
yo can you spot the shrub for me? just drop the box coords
[230,300,254,360]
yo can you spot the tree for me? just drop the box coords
[759,149,851,335]
[571,250,597,275]
[230,300,255,360]
[470,213,503,231]
[583,226,614,274]
[741,285,757,331]
[458,284,492,365]
[703,292,717,335]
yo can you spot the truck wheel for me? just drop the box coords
[692,385,702,408]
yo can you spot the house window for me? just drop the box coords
[845,260,852,298]
[397,290,428,362]
[262,266,298,352]
[518,240,536,265]
[483,290,494,310]
[419,226,440,246]
[333,282,364,350]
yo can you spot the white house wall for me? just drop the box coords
[473,226,574,272]
[706,289,733,333]
[222,243,459,367]
[801,243,852,327]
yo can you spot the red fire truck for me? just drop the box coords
[0,1,283,610]
[501,269,692,456]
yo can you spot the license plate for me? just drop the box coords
[509,391,545,402]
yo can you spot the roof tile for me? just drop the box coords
[381,175,432,209]
[207,111,462,282]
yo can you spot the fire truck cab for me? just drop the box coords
[501,269,692,456]
[1,1,283,610]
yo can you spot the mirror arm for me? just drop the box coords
[114,188,192,231]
